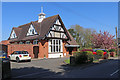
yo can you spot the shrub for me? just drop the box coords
[109,49,115,52]
[96,50,104,59]
[106,49,109,53]
[74,51,88,64]
[81,49,93,52]
[73,51,81,55]
[73,51,94,64]
[85,51,94,63]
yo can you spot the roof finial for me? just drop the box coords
[41,6,43,13]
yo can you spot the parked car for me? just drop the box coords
[8,51,31,63]
[93,49,107,55]
[93,49,109,59]
[0,50,11,79]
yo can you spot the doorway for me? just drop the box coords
[33,46,39,58]
[68,47,73,55]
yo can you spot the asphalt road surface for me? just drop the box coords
[10,58,119,79]
[61,59,119,78]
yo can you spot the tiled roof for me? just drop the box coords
[8,14,78,45]
[67,31,78,45]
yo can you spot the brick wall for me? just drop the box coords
[38,40,48,59]
[3,40,77,59]
[0,40,10,45]
[7,44,34,58]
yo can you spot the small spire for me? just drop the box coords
[41,6,43,13]
[38,6,46,23]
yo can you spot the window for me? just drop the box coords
[19,42,23,44]
[27,24,37,36]
[26,41,30,44]
[33,40,38,44]
[10,30,17,39]
[49,39,63,53]
[13,34,16,38]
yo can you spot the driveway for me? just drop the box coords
[11,57,68,78]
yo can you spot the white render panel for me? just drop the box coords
[48,53,63,58]
[60,27,64,32]
[55,19,61,25]
[10,30,17,39]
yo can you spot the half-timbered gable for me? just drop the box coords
[46,17,68,40]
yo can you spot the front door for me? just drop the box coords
[33,46,39,58]
[68,48,73,55]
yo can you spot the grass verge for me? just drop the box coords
[64,59,70,64]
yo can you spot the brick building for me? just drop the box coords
[1,9,79,59]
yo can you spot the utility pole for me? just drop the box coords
[115,27,118,56]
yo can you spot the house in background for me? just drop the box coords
[1,9,79,59]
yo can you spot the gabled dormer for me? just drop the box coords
[26,24,38,36]
[10,29,17,39]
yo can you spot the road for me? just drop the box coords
[61,59,119,78]
[10,58,119,79]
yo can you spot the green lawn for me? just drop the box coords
[64,59,70,64]
[93,59,99,63]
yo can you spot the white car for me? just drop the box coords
[8,51,31,63]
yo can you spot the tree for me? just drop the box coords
[91,31,115,49]
[68,25,96,49]
[68,29,76,38]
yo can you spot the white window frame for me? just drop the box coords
[25,41,30,44]
[48,39,63,53]
[33,40,38,44]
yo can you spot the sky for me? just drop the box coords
[1,2,118,41]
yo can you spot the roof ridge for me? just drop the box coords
[17,14,59,28]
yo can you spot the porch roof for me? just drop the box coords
[65,45,80,48]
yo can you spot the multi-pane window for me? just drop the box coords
[49,39,63,53]
[25,41,30,44]
[33,40,38,44]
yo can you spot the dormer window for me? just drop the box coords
[10,30,17,39]
[27,24,37,36]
